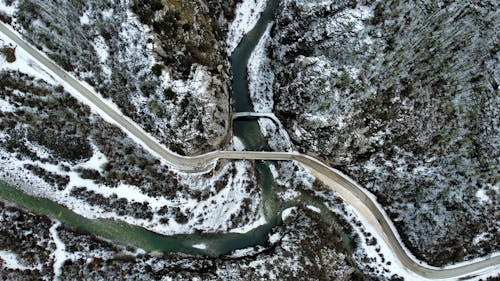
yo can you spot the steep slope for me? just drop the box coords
[1,0,238,155]
[267,0,499,266]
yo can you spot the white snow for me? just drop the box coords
[230,215,267,234]
[0,21,213,173]
[229,246,267,258]
[0,142,266,236]
[79,11,90,25]
[281,207,297,221]
[0,0,17,16]
[475,189,490,203]
[0,34,57,84]
[0,250,35,270]
[173,161,266,235]
[25,142,52,159]
[248,23,274,112]
[472,232,489,245]
[232,136,246,151]
[92,35,111,77]
[257,118,293,152]
[192,243,207,250]
[279,189,301,201]
[49,221,68,281]
[0,98,16,112]
[227,0,267,52]
[269,161,315,190]
[77,145,108,171]
[1,5,498,280]
[306,205,321,213]
[101,9,113,19]
[318,6,372,38]
[328,190,500,281]
[268,232,281,244]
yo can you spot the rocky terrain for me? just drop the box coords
[1,0,238,155]
[260,0,499,266]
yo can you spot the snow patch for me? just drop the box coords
[0,141,265,236]
[230,215,267,234]
[229,245,267,258]
[79,11,90,25]
[77,145,108,171]
[257,118,294,152]
[232,136,245,151]
[0,250,36,270]
[192,243,207,250]
[306,205,321,213]
[92,35,111,77]
[475,189,490,203]
[227,0,267,52]
[248,23,274,112]
[281,207,297,221]
[472,232,489,245]
[0,33,57,84]
[101,8,113,19]
[0,0,17,16]
[25,142,52,159]
[268,232,281,244]
[0,22,208,173]
[0,98,16,112]
[49,221,68,281]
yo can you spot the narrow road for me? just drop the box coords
[0,22,498,280]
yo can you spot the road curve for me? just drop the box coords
[0,22,498,280]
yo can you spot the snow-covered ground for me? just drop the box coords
[227,0,267,52]
[248,23,274,113]
[0,0,17,16]
[0,20,222,173]
[244,16,500,277]
[322,188,500,281]
[49,221,67,281]
[306,205,321,213]
[0,250,39,271]
[0,34,57,84]
[2,0,499,279]
[0,23,266,237]
[3,0,230,156]
[230,215,267,234]
[281,207,297,221]
[257,118,293,152]
[0,144,265,236]
[0,23,177,169]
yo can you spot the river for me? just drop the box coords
[0,0,353,257]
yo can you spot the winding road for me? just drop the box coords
[0,21,498,280]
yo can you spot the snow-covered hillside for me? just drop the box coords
[1,0,239,155]
[0,32,265,236]
[266,0,499,266]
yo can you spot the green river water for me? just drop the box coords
[0,0,353,257]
